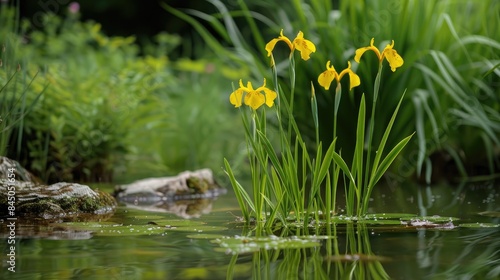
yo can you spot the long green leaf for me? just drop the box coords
[256,130,285,180]
[331,151,356,188]
[314,138,336,187]
[224,158,254,221]
[370,91,406,184]
[353,94,365,180]
[160,3,242,63]
[371,134,414,186]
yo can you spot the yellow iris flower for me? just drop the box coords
[318,61,361,91]
[265,29,316,61]
[354,38,404,72]
[229,79,278,110]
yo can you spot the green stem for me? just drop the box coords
[287,55,296,142]
[332,83,342,218]
[250,111,261,222]
[362,62,383,215]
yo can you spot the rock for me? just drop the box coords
[114,168,226,202]
[0,156,116,221]
[114,169,226,219]
[0,156,40,183]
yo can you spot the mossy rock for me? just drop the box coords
[0,180,117,220]
[115,168,226,201]
[0,157,116,221]
[0,156,41,183]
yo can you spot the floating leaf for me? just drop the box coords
[131,215,167,220]
[186,233,229,239]
[363,213,418,220]
[167,225,228,232]
[212,235,321,254]
[151,219,207,227]
[478,211,500,218]
[459,223,500,228]
[54,222,167,236]
[54,221,121,229]
[357,219,402,225]
[400,216,460,223]
[93,225,167,236]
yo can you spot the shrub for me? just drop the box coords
[6,11,172,183]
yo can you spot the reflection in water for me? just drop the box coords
[120,198,220,219]
[2,183,499,279]
[435,227,500,279]
[412,220,500,279]
[226,224,390,280]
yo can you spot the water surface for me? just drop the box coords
[1,182,498,279]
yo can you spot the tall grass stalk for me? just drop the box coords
[0,4,44,158]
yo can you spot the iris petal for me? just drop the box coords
[265,38,280,57]
[318,61,338,90]
[265,29,294,57]
[318,70,337,90]
[384,48,404,71]
[245,91,266,110]
[229,88,245,108]
[266,30,315,61]
[262,88,277,107]
[293,31,316,60]
[348,70,361,90]
[354,46,372,63]
[354,38,382,62]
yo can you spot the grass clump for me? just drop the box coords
[224,29,412,226]
[167,0,500,183]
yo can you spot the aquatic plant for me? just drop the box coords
[224,29,413,226]
[165,0,500,183]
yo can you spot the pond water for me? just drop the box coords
[1,181,499,279]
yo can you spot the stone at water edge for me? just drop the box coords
[114,168,227,202]
[113,169,226,218]
[0,156,116,220]
[0,156,40,183]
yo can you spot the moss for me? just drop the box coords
[186,177,215,194]
[17,200,64,217]
[57,191,117,213]
[0,189,116,218]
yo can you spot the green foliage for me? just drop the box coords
[8,12,173,183]
[279,0,500,182]
[0,4,44,159]
[1,4,248,184]
[169,0,500,183]
[126,64,246,181]
[223,30,412,225]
